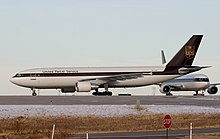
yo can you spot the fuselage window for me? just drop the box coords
[195,78,209,82]
[30,73,36,77]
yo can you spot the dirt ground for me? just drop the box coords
[0,113,219,139]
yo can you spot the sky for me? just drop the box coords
[0,0,220,96]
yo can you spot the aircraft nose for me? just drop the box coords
[10,73,26,87]
[10,77,16,84]
[10,76,20,85]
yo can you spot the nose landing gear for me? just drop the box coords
[31,88,37,96]
[193,90,205,96]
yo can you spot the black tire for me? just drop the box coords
[93,91,112,96]
[107,92,112,96]
[166,93,173,96]
[193,93,205,96]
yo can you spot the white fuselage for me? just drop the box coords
[162,74,210,91]
[10,66,180,89]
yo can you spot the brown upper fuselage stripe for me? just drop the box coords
[13,71,181,78]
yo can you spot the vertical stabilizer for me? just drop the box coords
[161,50,166,64]
[164,35,203,73]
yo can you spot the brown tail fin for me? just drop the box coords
[164,35,203,73]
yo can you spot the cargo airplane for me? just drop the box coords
[10,35,206,96]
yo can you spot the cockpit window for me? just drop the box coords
[13,73,41,78]
[13,74,21,77]
[16,74,22,77]
[13,73,26,78]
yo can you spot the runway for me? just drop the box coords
[0,96,219,107]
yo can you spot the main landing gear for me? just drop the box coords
[92,91,112,96]
[92,84,113,96]
[193,90,205,96]
[166,93,173,96]
[31,88,37,96]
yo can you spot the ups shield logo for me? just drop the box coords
[185,46,195,59]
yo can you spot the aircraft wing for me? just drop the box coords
[210,83,220,86]
[158,83,184,91]
[79,72,151,85]
[168,84,184,90]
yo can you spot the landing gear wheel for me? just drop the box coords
[166,93,173,96]
[103,91,112,96]
[107,91,112,96]
[32,92,37,96]
[92,91,112,96]
[31,89,37,96]
[193,91,205,96]
[193,93,205,96]
[92,92,98,96]
[193,91,199,96]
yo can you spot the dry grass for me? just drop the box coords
[0,113,219,139]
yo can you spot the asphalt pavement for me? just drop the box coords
[70,128,220,139]
[0,96,219,107]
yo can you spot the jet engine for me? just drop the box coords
[159,85,171,94]
[76,82,98,92]
[207,85,218,94]
[76,82,92,92]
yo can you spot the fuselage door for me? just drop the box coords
[30,72,36,80]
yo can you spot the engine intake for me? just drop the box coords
[207,85,218,94]
[160,85,171,94]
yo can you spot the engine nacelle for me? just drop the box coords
[76,82,92,92]
[61,88,76,93]
[207,85,218,94]
[159,85,171,94]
